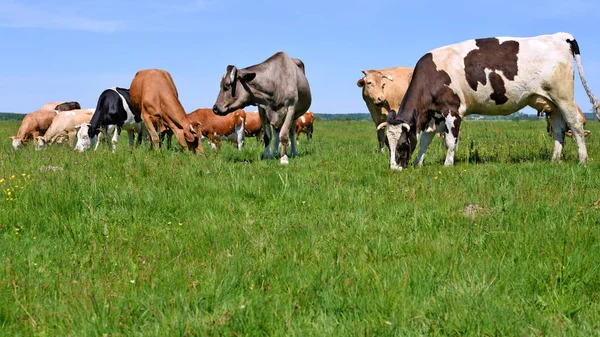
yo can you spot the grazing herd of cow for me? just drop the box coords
[10,67,316,158]
[9,32,600,170]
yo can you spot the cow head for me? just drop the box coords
[74,123,97,152]
[357,70,394,108]
[35,136,46,151]
[213,65,256,116]
[10,136,23,150]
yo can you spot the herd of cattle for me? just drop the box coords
[9,32,600,170]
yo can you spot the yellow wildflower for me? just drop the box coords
[21,173,26,177]
[167,222,172,225]
[178,223,183,226]
[11,175,15,179]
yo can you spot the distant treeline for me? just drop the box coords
[0,112,26,121]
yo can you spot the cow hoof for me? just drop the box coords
[280,155,289,165]
[390,164,403,171]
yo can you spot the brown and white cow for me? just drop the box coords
[213,51,312,165]
[296,111,315,143]
[36,109,94,150]
[537,103,591,138]
[383,32,599,170]
[244,111,263,140]
[357,67,414,153]
[10,101,81,149]
[129,69,203,154]
[187,108,245,150]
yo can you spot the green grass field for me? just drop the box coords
[1,119,599,336]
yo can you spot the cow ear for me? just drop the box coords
[361,70,368,76]
[240,72,256,83]
[357,78,365,87]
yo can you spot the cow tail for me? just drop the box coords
[568,38,600,120]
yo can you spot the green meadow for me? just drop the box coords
[1,119,599,336]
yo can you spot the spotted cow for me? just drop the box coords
[383,32,600,170]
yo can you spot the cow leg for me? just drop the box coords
[273,126,281,158]
[386,124,402,170]
[307,124,313,143]
[377,128,387,153]
[259,107,273,159]
[68,130,77,149]
[290,121,297,158]
[443,112,462,167]
[127,129,135,150]
[141,115,160,150]
[111,126,120,153]
[414,131,435,167]
[235,120,245,151]
[557,102,588,163]
[278,106,297,165]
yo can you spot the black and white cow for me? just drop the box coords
[381,32,600,170]
[75,87,143,152]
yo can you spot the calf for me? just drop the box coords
[10,101,79,149]
[213,51,312,165]
[384,32,599,170]
[75,87,142,152]
[36,109,94,150]
[357,67,413,152]
[296,111,315,143]
[188,108,245,151]
[130,69,203,154]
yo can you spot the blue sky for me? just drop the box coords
[1,0,599,115]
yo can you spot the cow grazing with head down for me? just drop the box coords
[212,51,312,165]
[10,101,80,149]
[129,69,203,154]
[383,32,600,170]
[75,87,143,152]
[357,67,414,153]
[296,111,315,143]
[36,109,94,150]
[187,108,246,151]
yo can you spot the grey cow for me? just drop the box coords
[212,52,312,165]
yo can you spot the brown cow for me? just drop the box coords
[187,108,246,150]
[129,69,203,153]
[536,102,591,138]
[244,111,263,140]
[296,111,315,143]
[10,101,80,149]
[357,67,413,153]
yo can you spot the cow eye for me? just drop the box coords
[367,81,372,85]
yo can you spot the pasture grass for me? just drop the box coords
[1,119,600,336]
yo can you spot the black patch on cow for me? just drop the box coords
[567,39,580,55]
[55,101,81,111]
[447,111,462,138]
[488,72,508,105]
[464,38,519,99]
